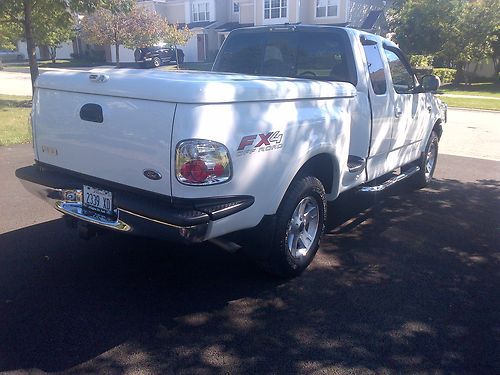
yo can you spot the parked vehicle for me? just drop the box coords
[134,46,184,68]
[17,25,446,277]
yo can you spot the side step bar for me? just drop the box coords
[359,166,420,193]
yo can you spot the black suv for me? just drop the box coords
[134,46,184,68]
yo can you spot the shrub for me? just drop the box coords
[409,54,434,68]
[414,68,433,81]
[432,68,457,84]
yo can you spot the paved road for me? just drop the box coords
[0,144,498,374]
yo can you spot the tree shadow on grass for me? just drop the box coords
[0,97,32,111]
[0,177,498,373]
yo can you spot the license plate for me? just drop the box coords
[83,185,114,216]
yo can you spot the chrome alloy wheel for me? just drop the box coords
[286,196,320,259]
[425,139,438,181]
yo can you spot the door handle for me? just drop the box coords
[427,105,432,113]
[395,108,402,118]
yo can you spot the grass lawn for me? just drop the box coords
[4,59,113,69]
[439,83,500,98]
[438,82,500,110]
[0,95,32,146]
[439,96,500,111]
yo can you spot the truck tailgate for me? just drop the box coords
[33,88,175,196]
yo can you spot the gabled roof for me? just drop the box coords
[185,21,216,29]
[347,0,387,29]
[360,10,383,29]
[215,22,255,32]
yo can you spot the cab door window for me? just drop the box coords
[383,48,415,94]
[362,44,387,95]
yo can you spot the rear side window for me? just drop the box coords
[383,48,415,94]
[296,32,351,83]
[362,44,387,95]
[214,29,356,84]
[213,33,265,75]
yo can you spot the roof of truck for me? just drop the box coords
[232,24,397,48]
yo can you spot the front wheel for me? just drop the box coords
[152,57,161,68]
[256,176,327,278]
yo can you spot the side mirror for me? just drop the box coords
[421,74,441,92]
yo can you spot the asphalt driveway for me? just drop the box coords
[0,144,499,374]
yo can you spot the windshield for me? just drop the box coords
[213,28,355,84]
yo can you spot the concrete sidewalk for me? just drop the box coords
[440,108,500,161]
[0,67,112,96]
[0,71,32,96]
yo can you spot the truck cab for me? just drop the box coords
[17,25,446,278]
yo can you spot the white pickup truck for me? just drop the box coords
[17,25,446,277]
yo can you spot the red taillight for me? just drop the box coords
[213,163,224,177]
[180,161,227,183]
[176,140,232,186]
[180,159,209,183]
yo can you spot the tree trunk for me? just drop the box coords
[23,0,39,93]
[115,43,120,68]
[174,45,179,70]
[50,47,57,63]
[453,62,465,85]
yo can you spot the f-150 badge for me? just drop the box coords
[237,131,283,156]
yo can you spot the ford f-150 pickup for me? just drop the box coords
[16,25,446,277]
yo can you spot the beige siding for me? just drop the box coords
[215,0,229,21]
[239,0,255,24]
[301,0,348,24]
[254,0,263,25]
[164,3,186,23]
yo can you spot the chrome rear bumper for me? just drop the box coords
[16,165,210,243]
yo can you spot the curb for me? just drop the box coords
[447,106,500,113]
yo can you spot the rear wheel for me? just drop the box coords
[407,130,439,189]
[256,176,327,278]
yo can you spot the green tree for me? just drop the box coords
[31,7,75,63]
[0,22,22,50]
[492,26,500,79]
[451,0,499,84]
[388,0,463,56]
[389,0,499,84]
[0,0,127,92]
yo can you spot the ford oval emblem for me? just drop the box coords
[143,169,162,181]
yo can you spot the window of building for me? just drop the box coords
[383,48,415,94]
[233,1,240,13]
[192,2,210,22]
[316,0,338,18]
[264,0,287,20]
[363,44,387,95]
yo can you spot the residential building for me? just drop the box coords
[16,0,389,64]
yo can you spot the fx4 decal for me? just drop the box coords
[236,131,284,156]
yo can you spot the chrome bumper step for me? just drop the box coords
[358,166,420,193]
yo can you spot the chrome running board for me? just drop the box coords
[359,166,420,193]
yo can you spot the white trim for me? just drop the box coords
[262,0,289,24]
[313,0,341,20]
[184,1,191,23]
[191,1,210,22]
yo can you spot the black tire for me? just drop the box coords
[152,57,161,68]
[407,130,439,189]
[256,176,327,278]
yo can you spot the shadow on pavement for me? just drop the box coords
[0,178,498,373]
